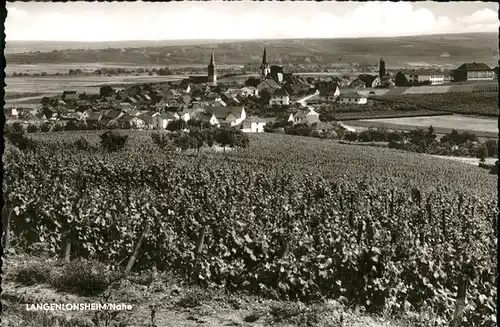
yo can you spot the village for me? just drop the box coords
[4,47,499,135]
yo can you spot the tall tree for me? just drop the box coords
[379,58,386,79]
[394,71,409,87]
[99,85,114,97]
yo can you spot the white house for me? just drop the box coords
[240,86,259,97]
[269,88,290,106]
[338,93,368,104]
[293,107,321,125]
[152,112,179,129]
[318,84,340,102]
[239,116,267,133]
[206,106,246,127]
[179,108,205,122]
[404,70,445,85]
[5,108,19,118]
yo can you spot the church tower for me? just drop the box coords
[260,47,270,80]
[207,51,217,85]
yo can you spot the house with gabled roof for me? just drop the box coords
[293,107,321,125]
[138,111,156,129]
[239,116,267,133]
[117,113,147,129]
[178,108,205,122]
[4,108,19,119]
[206,106,246,127]
[98,109,123,127]
[152,112,179,130]
[240,86,259,97]
[349,78,367,89]
[453,62,494,81]
[41,105,57,119]
[269,88,290,106]
[338,93,368,104]
[62,91,78,102]
[257,79,280,94]
[166,89,182,99]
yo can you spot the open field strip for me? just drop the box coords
[403,85,452,94]
[346,114,498,138]
[5,75,187,94]
[427,155,497,166]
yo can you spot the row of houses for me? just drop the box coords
[399,62,497,85]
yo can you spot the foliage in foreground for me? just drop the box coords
[3,133,497,326]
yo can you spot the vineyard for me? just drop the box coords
[3,132,497,326]
[373,92,499,117]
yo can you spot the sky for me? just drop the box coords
[5,1,499,41]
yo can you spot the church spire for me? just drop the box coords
[208,51,217,85]
[210,51,215,66]
[260,47,270,80]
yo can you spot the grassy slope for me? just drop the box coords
[2,254,411,327]
[6,33,498,67]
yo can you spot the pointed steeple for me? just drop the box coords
[207,51,217,85]
[262,47,268,65]
[210,51,215,66]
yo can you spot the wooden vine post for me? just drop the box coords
[2,207,13,252]
[124,223,150,275]
[62,232,72,262]
[450,276,468,327]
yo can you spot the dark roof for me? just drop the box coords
[207,106,244,119]
[244,116,267,123]
[101,110,121,119]
[456,63,492,71]
[156,113,178,120]
[272,88,289,96]
[258,79,280,90]
[313,122,335,130]
[340,93,363,99]
[305,115,321,124]
[357,74,377,86]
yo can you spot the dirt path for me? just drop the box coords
[2,280,409,327]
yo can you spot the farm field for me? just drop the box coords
[372,91,498,116]
[428,155,497,167]
[359,81,499,97]
[346,114,498,138]
[333,109,451,121]
[5,75,187,95]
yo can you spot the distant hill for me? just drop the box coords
[6,33,498,68]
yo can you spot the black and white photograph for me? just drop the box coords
[1,1,498,326]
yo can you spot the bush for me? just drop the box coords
[151,132,174,150]
[100,131,128,152]
[64,120,84,131]
[176,288,211,308]
[27,124,39,133]
[74,137,93,151]
[166,119,187,131]
[53,124,63,132]
[40,122,52,132]
[13,261,53,286]
[53,259,119,296]
[11,122,25,134]
[485,139,498,157]
[343,131,359,142]
[6,132,38,151]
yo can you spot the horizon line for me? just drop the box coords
[6,31,495,43]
